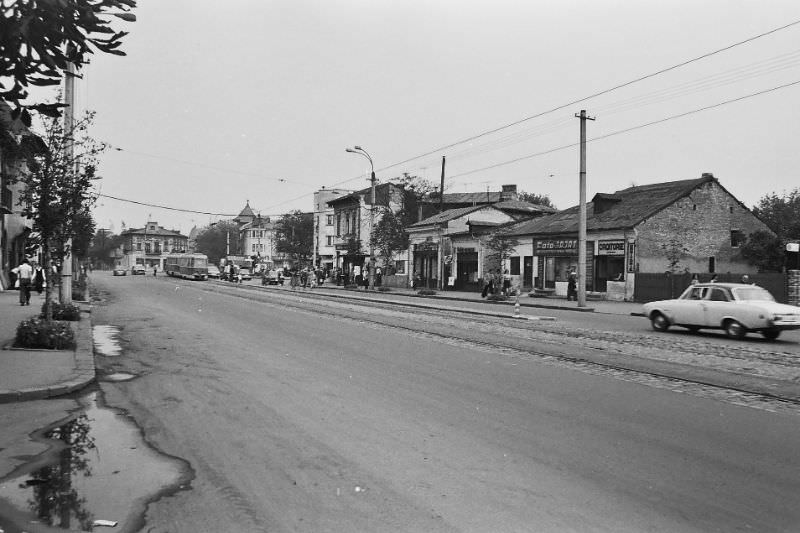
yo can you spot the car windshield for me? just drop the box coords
[732,286,775,302]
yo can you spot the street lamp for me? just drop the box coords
[346,145,377,290]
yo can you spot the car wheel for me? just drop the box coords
[761,328,781,340]
[650,312,670,332]
[723,319,747,339]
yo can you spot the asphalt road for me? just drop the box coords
[88,272,800,532]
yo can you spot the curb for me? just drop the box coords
[0,302,96,404]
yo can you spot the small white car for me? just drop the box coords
[643,283,800,340]
[206,265,221,279]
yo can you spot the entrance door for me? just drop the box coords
[523,256,533,289]
[456,252,479,290]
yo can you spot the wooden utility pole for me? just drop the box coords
[575,110,595,308]
[439,156,446,213]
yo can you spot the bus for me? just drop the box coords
[164,254,209,280]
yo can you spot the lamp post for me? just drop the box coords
[346,145,376,290]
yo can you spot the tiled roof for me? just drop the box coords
[422,191,502,205]
[122,227,185,237]
[409,205,486,227]
[493,200,557,214]
[237,202,256,218]
[507,176,714,236]
[327,182,395,206]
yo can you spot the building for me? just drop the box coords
[119,221,189,270]
[313,188,351,272]
[239,214,278,268]
[407,199,555,290]
[417,184,549,221]
[0,103,38,290]
[327,182,405,277]
[505,174,772,300]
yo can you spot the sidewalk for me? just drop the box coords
[0,289,95,403]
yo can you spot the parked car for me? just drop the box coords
[112,267,127,276]
[238,268,252,281]
[642,282,800,340]
[206,265,221,279]
[131,264,146,275]
[261,269,284,285]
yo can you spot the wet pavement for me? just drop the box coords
[0,391,187,533]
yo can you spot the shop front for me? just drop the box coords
[595,239,626,291]
[454,247,479,291]
[413,242,439,289]
[534,238,594,294]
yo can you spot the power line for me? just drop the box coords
[448,79,800,179]
[370,18,800,174]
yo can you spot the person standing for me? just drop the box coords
[376,266,383,287]
[153,264,158,277]
[12,258,33,306]
[33,262,46,294]
[567,267,578,301]
[502,268,511,296]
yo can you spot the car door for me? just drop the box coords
[674,286,707,326]
[702,287,734,327]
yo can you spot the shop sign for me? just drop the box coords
[626,242,636,273]
[598,240,625,256]
[535,239,577,255]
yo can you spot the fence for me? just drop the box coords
[634,272,788,303]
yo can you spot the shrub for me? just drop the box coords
[14,318,76,350]
[41,302,81,321]
[417,289,437,296]
[486,293,509,302]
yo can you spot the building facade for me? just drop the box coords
[313,188,350,272]
[506,174,772,301]
[119,221,189,270]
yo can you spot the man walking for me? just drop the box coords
[12,258,33,306]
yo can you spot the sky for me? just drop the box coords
[29,0,800,235]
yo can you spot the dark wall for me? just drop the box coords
[634,272,788,303]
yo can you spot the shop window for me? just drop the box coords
[510,257,520,275]
[730,230,745,248]
[326,236,333,246]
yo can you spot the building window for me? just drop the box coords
[510,257,521,275]
[336,213,341,236]
[327,214,334,226]
[326,236,333,246]
[708,256,716,273]
[395,260,406,274]
[730,230,745,248]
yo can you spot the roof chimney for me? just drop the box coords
[500,184,518,202]
[701,172,714,179]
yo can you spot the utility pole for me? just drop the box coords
[439,156,446,213]
[575,109,595,308]
[61,62,76,304]
[369,168,376,290]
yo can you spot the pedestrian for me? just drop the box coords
[567,267,577,301]
[300,268,308,290]
[690,273,699,285]
[710,274,718,283]
[741,274,753,284]
[353,264,362,288]
[12,258,33,306]
[375,266,383,287]
[33,262,46,294]
[153,264,158,277]
[502,268,511,296]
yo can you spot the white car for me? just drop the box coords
[642,283,800,340]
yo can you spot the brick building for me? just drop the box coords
[505,174,772,301]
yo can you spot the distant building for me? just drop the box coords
[119,221,188,270]
[313,188,351,271]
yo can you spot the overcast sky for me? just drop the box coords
[41,0,800,234]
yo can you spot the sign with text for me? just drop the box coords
[534,239,577,256]
[597,240,625,256]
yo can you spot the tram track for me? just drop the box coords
[190,279,800,413]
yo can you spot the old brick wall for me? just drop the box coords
[635,180,771,274]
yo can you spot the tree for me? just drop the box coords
[88,228,123,269]
[752,189,800,242]
[661,236,688,274]
[369,209,408,274]
[275,211,313,265]
[195,220,241,264]
[518,191,556,209]
[483,227,520,273]
[16,111,104,320]
[740,230,785,272]
[390,172,436,225]
[0,0,136,124]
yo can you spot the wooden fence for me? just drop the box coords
[634,272,788,303]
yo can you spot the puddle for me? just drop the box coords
[103,372,136,382]
[93,326,121,357]
[0,392,187,532]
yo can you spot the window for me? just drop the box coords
[336,213,342,236]
[730,230,745,248]
[395,260,406,274]
[708,256,716,273]
[708,288,730,302]
[327,214,334,226]
[510,257,521,275]
[326,236,333,246]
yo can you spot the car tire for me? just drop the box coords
[650,312,670,332]
[761,328,781,340]
[723,319,747,339]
